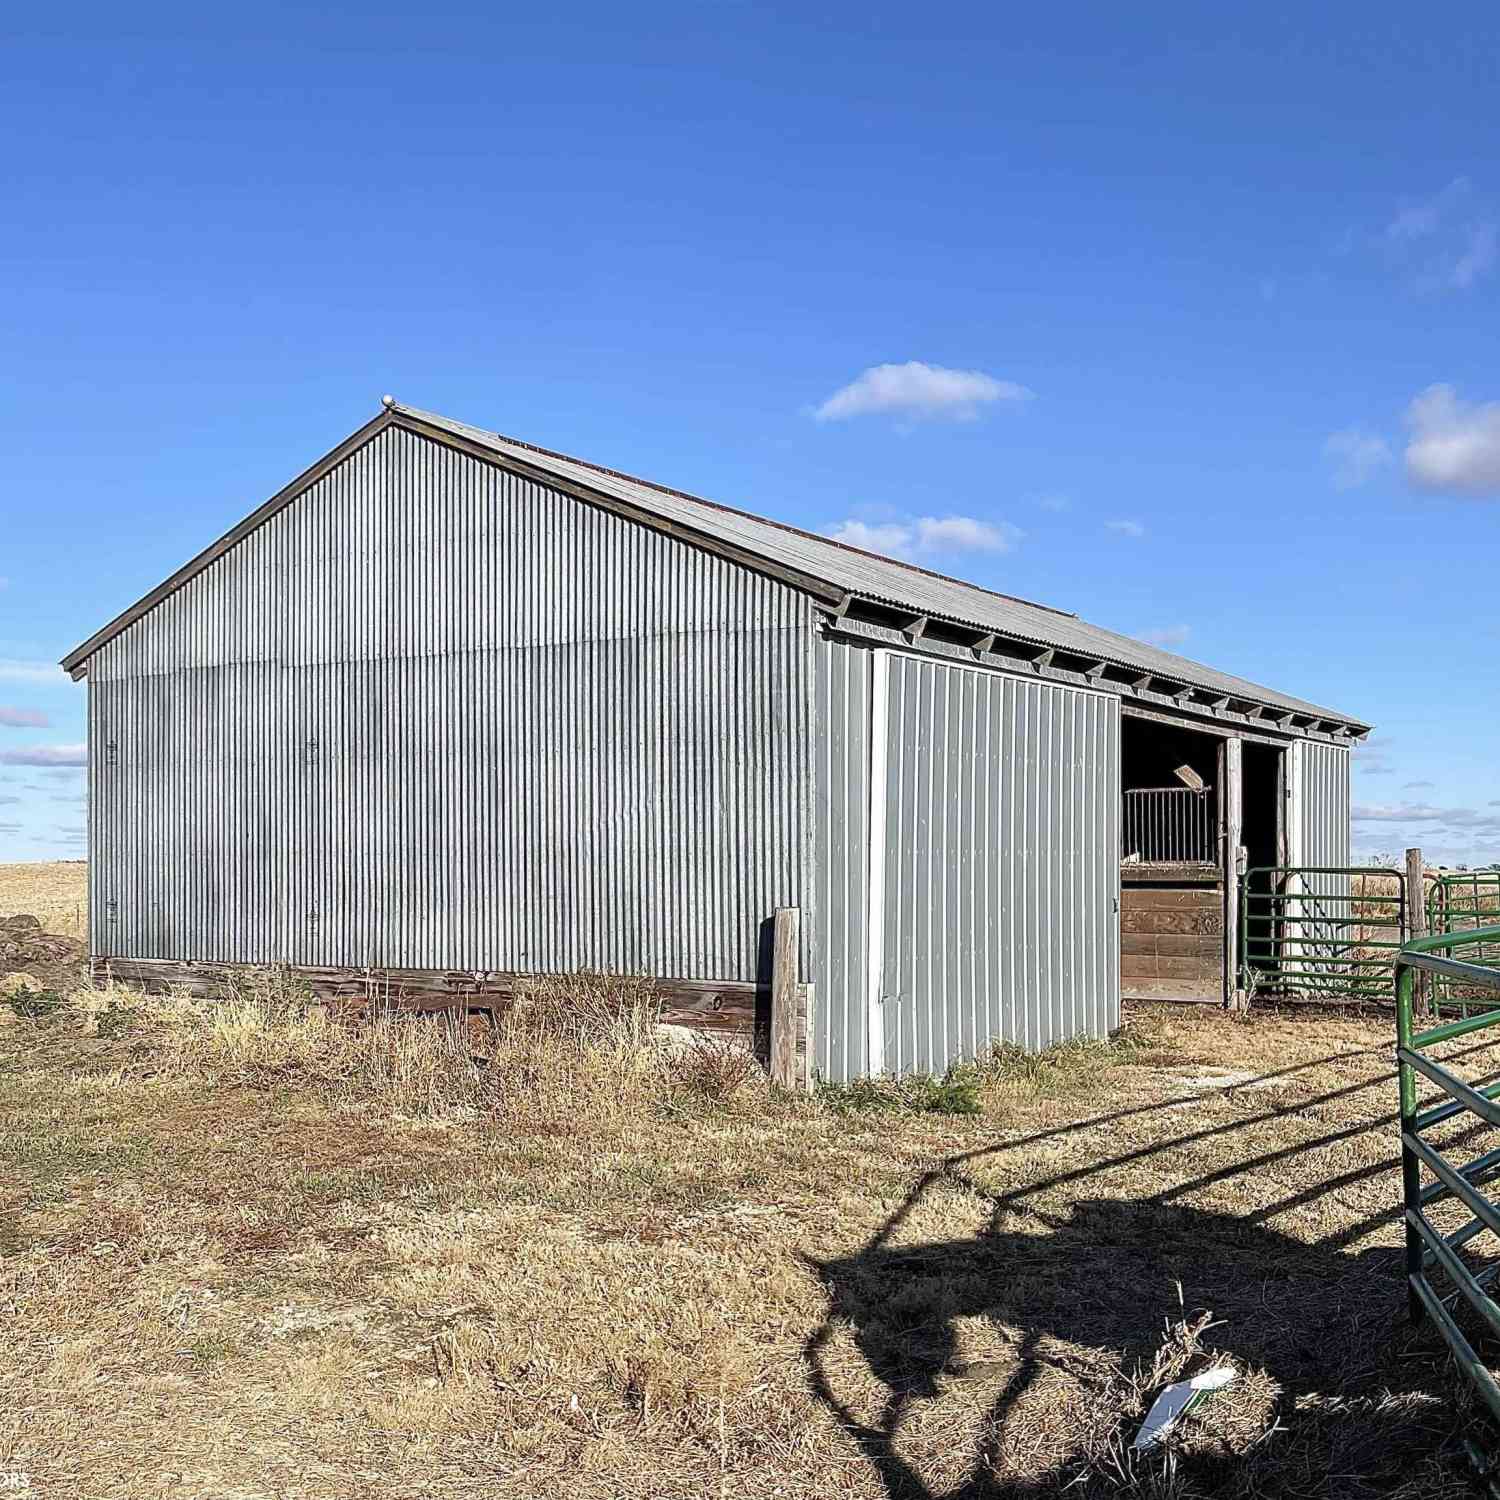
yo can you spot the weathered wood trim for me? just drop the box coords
[1121,862,1221,885]
[90,957,811,1067]
[1224,735,1244,1008]
[770,907,800,1088]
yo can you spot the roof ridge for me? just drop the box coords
[395,404,1079,623]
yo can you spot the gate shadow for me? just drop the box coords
[804,1047,1496,1498]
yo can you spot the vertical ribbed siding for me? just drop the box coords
[87,426,814,981]
[1299,740,1352,935]
[811,636,873,1083]
[1301,741,1352,869]
[876,654,1119,1076]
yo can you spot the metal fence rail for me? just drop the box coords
[1396,927,1500,1494]
[1426,874,1500,1016]
[1240,866,1404,1002]
[1122,786,1214,864]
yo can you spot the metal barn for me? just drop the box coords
[63,401,1371,1081]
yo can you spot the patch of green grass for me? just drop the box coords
[3,987,67,1022]
[93,1002,137,1040]
[818,1066,983,1117]
[984,1024,1155,1095]
[184,1332,238,1366]
[818,1024,1160,1115]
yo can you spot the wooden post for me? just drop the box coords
[1224,736,1243,1009]
[801,981,816,1092]
[1405,847,1426,1012]
[770,906,800,1088]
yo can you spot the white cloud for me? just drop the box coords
[829,514,1021,561]
[914,516,1017,551]
[1323,427,1393,490]
[1404,780,1435,789]
[0,744,86,768]
[1452,223,1499,289]
[1141,624,1191,648]
[1035,494,1071,513]
[1404,384,1500,496]
[1105,519,1145,539]
[829,520,917,555]
[0,707,50,728]
[0,659,67,684]
[814,361,1032,423]
[1385,178,1470,242]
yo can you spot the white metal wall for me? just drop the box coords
[811,636,874,1081]
[1299,740,1352,869]
[1294,739,1353,945]
[87,426,815,978]
[813,644,1123,1081]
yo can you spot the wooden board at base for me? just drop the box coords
[1121,882,1224,1003]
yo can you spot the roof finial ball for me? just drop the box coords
[380,394,395,410]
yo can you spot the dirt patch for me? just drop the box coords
[0,914,86,994]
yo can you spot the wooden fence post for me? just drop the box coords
[1224,736,1243,1009]
[1406,847,1426,1011]
[770,907,800,1088]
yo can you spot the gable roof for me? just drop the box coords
[62,400,1370,736]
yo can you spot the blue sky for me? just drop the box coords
[2,4,1499,864]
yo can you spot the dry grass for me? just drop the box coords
[4,953,1499,1495]
[0,861,86,939]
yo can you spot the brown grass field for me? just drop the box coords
[3,862,1499,1498]
[0,862,87,940]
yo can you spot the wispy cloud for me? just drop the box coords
[829,514,1022,561]
[0,659,67,685]
[0,744,86,768]
[1105,519,1145,539]
[1385,178,1471,243]
[1324,427,1393,490]
[1354,801,1500,835]
[813,361,1033,423]
[1451,223,1499,289]
[1035,494,1071,513]
[0,707,51,729]
[1378,178,1497,292]
[1141,624,1191,647]
[1404,384,1500,496]
[1403,780,1435,789]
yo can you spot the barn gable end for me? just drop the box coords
[86,424,816,980]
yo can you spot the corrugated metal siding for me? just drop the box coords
[1298,740,1352,942]
[811,635,873,1083]
[878,655,1119,1075]
[88,425,815,979]
[1301,741,1352,868]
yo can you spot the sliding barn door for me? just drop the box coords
[874,654,1119,1076]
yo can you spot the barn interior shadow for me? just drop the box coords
[804,1045,1500,1499]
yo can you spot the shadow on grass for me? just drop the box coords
[804,1043,1492,1498]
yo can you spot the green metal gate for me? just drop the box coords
[1426,874,1500,1015]
[1396,928,1500,1493]
[1240,865,1405,1002]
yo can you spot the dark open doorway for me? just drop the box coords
[1119,714,1227,1003]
